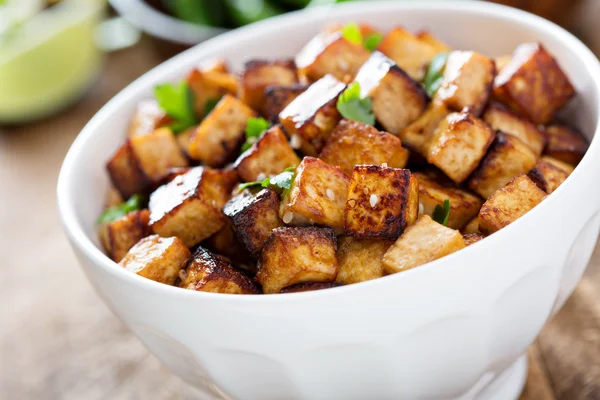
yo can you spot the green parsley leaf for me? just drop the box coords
[237,167,296,194]
[423,52,450,97]
[336,82,375,125]
[432,199,451,226]
[204,96,221,116]
[154,81,197,133]
[341,22,362,45]
[364,33,383,51]
[97,194,144,225]
[241,117,271,153]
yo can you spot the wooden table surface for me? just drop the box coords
[2,8,600,397]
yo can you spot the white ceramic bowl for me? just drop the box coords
[57,2,600,399]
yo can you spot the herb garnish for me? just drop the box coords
[97,194,144,225]
[241,117,271,153]
[423,52,450,97]
[204,96,222,116]
[432,199,451,226]
[336,82,375,125]
[341,22,383,51]
[364,33,383,51]
[154,81,197,133]
[237,166,296,194]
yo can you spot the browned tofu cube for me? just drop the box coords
[257,226,338,294]
[319,119,409,176]
[354,51,428,134]
[462,217,480,234]
[463,233,485,246]
[203,221,253,271]
[479,174,546,234]
[541,155,575,174]
[413,171,483,230]
[179,247,261,294]
[223,189,282,257]
[495,55,512,73]
[280,157,350,232]
[434,51,496,116]
[544,124,588,165]
[174,125,197,157]
[107,128,189,198]
[120,235,191,285]
[295,31,371,82]
[335,237,393,284]
[99,210,151,262]
[239,60,298,112]
[400,102,451,155]
[426,111,495,183]
[527,159,570,194]
[493,43,575,124]
[128,99,172,138]
[279,75,345,155]
[198,57,230,73]
[345,165,419,239]
[263,84,308,122]
[482,102,546,156]
[415,31,452,53]
[186,68,239,118]
[234,126,301,182]
[149,167,236,247]
[468,132,538,199]
[280,282,340,293]
[188,95,257,166]
[383,215,466,274]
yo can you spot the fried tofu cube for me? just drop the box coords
[198,57,230,73]
[257,226,338,294]
[354,51,428,134]
[128,99,171,138]
[263,84,308,122]
[482,102,546,156]
[383,215,466,274]
[280,157,350,232]
[495,55,512,73]
[203,221,253,270]
[223,189,282,257]
[279,75,345,155]
[478,174,546,234]
[493,43,575,124]
[119,235,191,285]
[544,124,588,165]
[400,102,451,155]
[188,95,257,166]
[527,159,570,194]
[416,31,452,53]
[541,155,575,174]
[107,128,189,198]
[280,282,340,293]
[434,51,496,116]
[345,165,419,239]
[426,111,496,184]
[462,217,480,234]
[234,126,301,182]
[413,171,483,230]
[295,31,371,82]
[335,237,393,284]
[99,210,151,262]
[468,132,538,199]
[239,60,298,112]
[186,68,239,118]
[463,233,485,246]
[179,247,261,294]
[149,167,236,247]
[319,119,409,176]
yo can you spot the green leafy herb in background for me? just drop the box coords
[204,96,222,116]
[237,167,296,194]
[241,117,271,153]
[432,199,451,226]
[97,194,144,225]
[341,22,362,45]
[336,82,375,125]
[423,52,450,97]
[364,33,383,51]
[161,0,228,27]
[154,81,197,133]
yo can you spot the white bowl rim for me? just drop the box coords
[57,0,600,303]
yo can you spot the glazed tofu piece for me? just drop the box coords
[186,67,239,118]
[415,31,452,53]
[149,167,237,247]
[345,165,419,239]
[319,119,409,176]
[263,84,308,122]
[493,42,575,124]
[468,132,538,199]
[434,51,496,116]
[295,31,371,82]
[400,102,451,155]
[426,111,495,184]
[204,221,252,269]
[179,247,261,294]
[541,155,575,174]
[335,237,393,284]
[99,209,151,263]
[527,159,571,194]
[234,126,301,182]
[280,282,340,293]
[413,171,483,230]
[353,51,429,134]
[544,124,588,165]
[383,215,466,274]
[279,75,346,156]
[119,235,191,285]
[478,174,546,234]
[223,189,282,258]
[257,226,338,294]
[463,233,485,246]
[188,95,257,167]
[239,60,298,112]
[280,157,350,232]
[128,99,171,138]
[107,128,188,198]
[462,217,480,234]
[482,102,546,156]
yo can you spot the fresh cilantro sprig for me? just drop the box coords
[336,82,375,125]
[204,96,221,116]
[97,194,144,225]
[238,166,296,194]
[364,33,383,51]
[432,199,451,226]
[241,117,271,153]
[423,52,450,97]
[154,81,197,133]
[341,22,383,52]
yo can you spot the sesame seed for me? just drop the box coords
[370,194,378,208]
[381,163,388,167]
[283,212,293,224]
[256,173,266,181]
[348,199,357,208]
[363,187,369,195]
[326,188,335,201]
[419,202,424,214]
[178,269,187,281]
[290,134,302,149]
